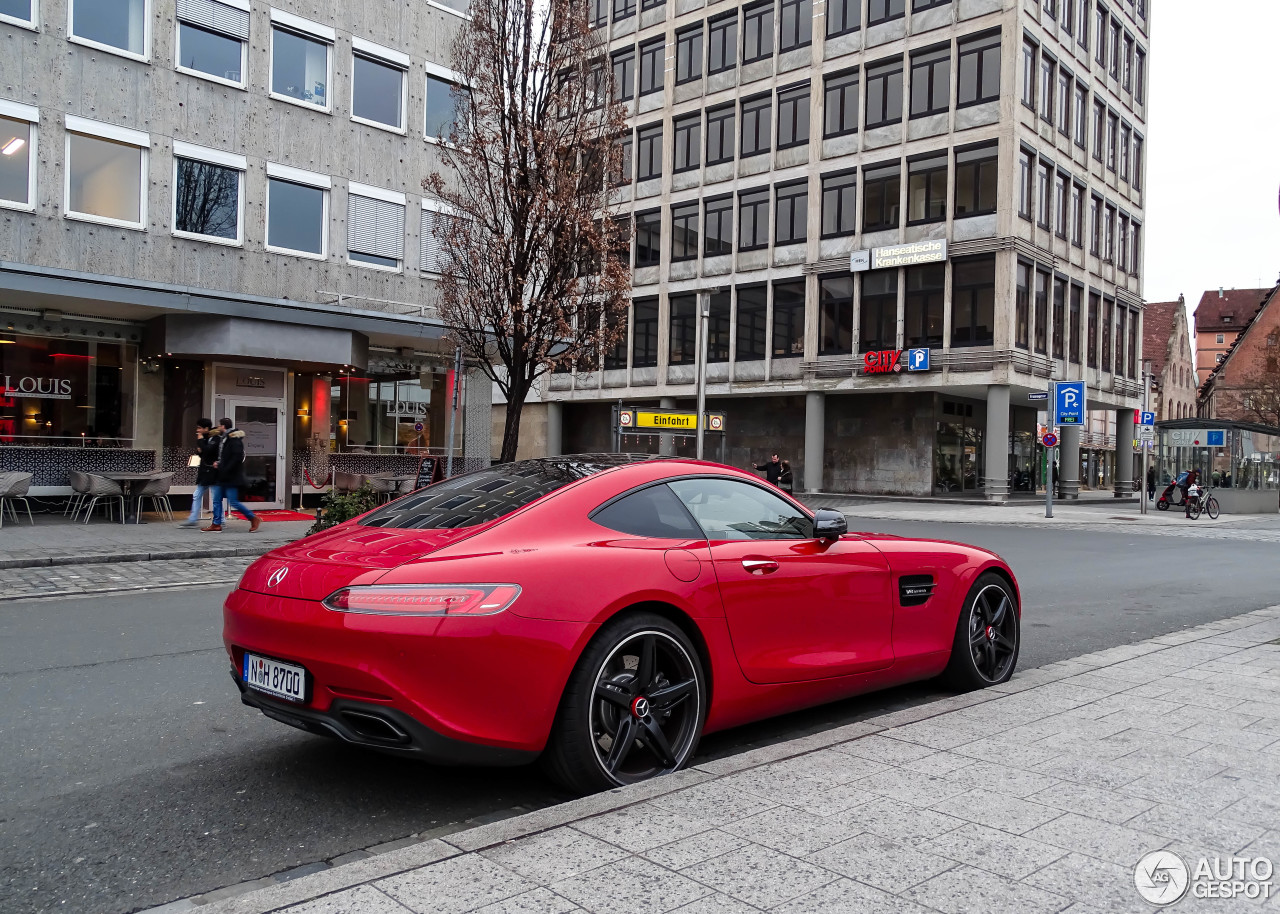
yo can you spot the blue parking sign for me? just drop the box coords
[906,348,930,371]
[1206,430,1226,447]
[1140,411,1155,426]
[1053,381,1085,425]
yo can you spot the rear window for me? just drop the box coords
[360,455,650,529]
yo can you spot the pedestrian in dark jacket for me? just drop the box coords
[754,453,783,486]
[778,460,794,494]
[179,418,218,527]
[203,418,260,532]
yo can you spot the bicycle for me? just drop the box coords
[1185,485,1220,520]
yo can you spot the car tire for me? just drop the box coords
[942,573,1020,691]
[542,612,706,795]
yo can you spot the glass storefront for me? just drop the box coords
[935,399,984,494]
[316,369,451,453]
[0,334,136,444]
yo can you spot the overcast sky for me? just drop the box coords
[1143,5,1280,314]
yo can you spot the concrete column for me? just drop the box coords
[545,401,563,457]
[803,392,825,493]
[1114,408,1134,497]
[1059,425,1082,499]
[983,385,1010,502]
[658,396,676,456]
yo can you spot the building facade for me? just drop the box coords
[1192,287,1268,383]
[1142,296,1194,421]
[545,0,1150,499]
[1199,282,1280,427]
[0,0,490,503]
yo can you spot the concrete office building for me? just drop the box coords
[544,0,1151,499]
[0,0,488,506]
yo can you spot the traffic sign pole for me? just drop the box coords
[1045,383,1055,519]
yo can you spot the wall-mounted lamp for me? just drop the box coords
[297,408,310,418]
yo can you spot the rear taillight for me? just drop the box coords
[322,584,521,616]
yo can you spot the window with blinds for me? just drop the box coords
[176,0,249,84]
[419,208,455,274]
[348,193,405,270]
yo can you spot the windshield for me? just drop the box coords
[359,454,655,529]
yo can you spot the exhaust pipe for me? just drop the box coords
[339,709,411,744]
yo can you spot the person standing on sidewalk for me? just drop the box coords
[204,417,261,533]
[179,418,218,528]
[754,453,783,486]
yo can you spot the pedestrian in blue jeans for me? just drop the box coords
[203,417,261,533]
[179,418,218,527]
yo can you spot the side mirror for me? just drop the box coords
[813,509,847,540]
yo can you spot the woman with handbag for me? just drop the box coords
[179,419,219,527]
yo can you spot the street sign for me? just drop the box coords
[1053,381,1086,425]
[414,422,424,432]
[906,348,930,371]
[616,408,728,433]
[1027,392,1049,401]
[1138,426,1155,442]
[1042,432,1059,448]
[1139,410,1155,426]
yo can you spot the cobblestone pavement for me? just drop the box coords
[0,556,253,600]
[155,607,1280,914]
[0,515,312,569]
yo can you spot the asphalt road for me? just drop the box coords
[0,521,1271,914]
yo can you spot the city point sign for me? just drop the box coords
[863,350,903,374]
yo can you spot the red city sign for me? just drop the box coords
[863,350,903,374]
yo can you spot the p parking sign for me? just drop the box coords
[1053,381,1086,426]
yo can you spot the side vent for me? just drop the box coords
[899,574,936,607]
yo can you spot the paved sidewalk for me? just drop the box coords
[162,607,1280,914]
[803,495,1280,542]
[0,516,312,569]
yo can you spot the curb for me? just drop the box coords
[148,605,1280,914]
[0,544,277,570]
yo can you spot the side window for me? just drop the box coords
[591,484,705,539]
[668,478,812,541]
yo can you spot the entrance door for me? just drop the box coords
[227,399,286,508]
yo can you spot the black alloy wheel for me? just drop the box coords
[543,612,705,794]
[943,573,1020,690]
[1156,498,1169,511]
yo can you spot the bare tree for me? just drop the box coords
[1236,361,1280,427]
[423,0,632,463]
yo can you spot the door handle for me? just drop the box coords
[742,558,779,574]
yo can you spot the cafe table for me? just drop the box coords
[100,471,162,524]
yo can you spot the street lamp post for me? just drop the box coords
[695,290,710,460]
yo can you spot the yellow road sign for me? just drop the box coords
[635,410,699,430]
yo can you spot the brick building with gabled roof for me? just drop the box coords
[1194,287,1271,381]
[1143,297,1197,421]
[1198,282,1280,425]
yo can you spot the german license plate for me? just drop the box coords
[243,652,306,702]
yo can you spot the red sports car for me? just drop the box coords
[224,455,1020,793]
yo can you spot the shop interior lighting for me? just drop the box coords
[1,138,24,156]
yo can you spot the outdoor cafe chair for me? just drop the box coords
[79,474,126,524]
[135,473,175,522]
[0,472,35,528]
[65,470,91,517]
